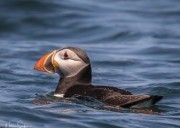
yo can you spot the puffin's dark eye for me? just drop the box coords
[63,52,69,60]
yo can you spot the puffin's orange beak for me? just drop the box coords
[34,50,57,74]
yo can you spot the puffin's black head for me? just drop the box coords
[34,47,91,78]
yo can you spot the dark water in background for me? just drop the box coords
[0,0,180,127]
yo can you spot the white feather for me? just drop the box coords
[131,99,153,108]
[54,93,64,98]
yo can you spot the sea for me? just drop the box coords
[0,0,180,128]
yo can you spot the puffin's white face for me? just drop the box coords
[34,48,88,77]
[53,49,87,77]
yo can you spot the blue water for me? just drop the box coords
[0,0,180,128]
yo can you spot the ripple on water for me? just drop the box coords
[0,0,180,128]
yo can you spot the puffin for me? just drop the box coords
[34,47,163,108]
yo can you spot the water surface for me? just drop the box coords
[0,0,180,128]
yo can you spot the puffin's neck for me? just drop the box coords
[54,65,92,95]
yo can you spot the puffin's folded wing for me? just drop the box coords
[103,94,162,108]
[92,86,132,95]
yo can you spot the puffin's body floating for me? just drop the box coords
[34,47,163,108]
